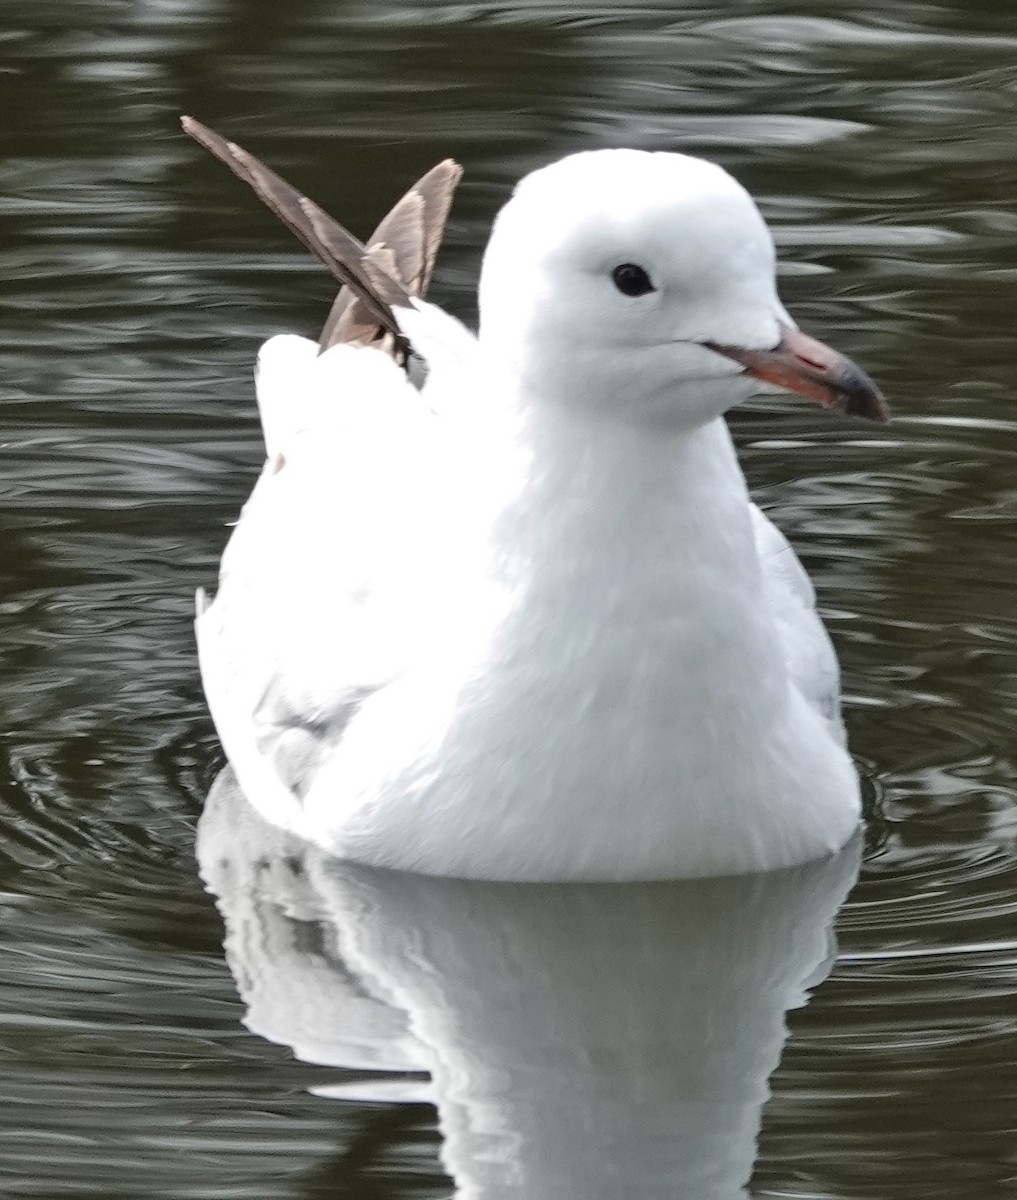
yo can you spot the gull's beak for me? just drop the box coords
[705,325,888,421]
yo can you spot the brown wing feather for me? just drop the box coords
[319,158,463,353]
[321,194,425,350]
[411,158,463,296]
[182,115,452,358]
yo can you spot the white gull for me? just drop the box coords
[184,117,886,882]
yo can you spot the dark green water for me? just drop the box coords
[3,1,1017,1196]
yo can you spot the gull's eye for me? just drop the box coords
[611,263,655,297]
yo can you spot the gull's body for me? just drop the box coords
[189,125,884,881]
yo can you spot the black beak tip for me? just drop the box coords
[839,365,889,423]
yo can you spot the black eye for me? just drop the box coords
[611,263,655,297]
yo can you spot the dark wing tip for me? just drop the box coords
[181,115,410,356]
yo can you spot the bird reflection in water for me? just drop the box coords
[198,769,859,1199]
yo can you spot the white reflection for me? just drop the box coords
[198,768,859,1198]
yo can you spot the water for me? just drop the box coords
[2,0,1016,1195]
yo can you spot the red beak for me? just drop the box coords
[704,325,888,422]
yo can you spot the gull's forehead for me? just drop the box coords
[517,150,753,221]
[519,148,742,199]
[498,149,772,267]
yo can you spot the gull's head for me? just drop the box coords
[478,149,885,427]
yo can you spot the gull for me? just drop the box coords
[183,116,886,882]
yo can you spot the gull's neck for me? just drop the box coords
[489,381,790,720]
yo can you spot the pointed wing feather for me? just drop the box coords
[320,158,463,352]
[181,115,462,359]
[373,157,462,296]
[181,115,408,348]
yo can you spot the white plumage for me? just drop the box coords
[192,138,884,881]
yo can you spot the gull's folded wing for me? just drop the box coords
[750,504,843,735]
[185,118,479,836]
